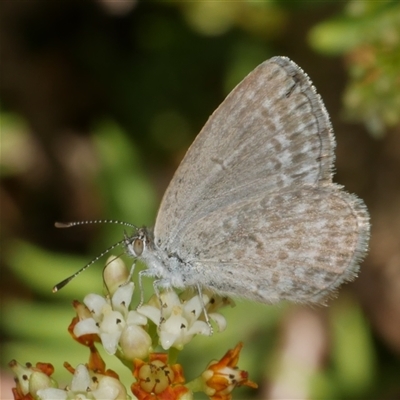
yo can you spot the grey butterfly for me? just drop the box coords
[55,56,370,306]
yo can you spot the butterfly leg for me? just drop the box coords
[136,272,169,326]
[116,260,136,289]
[137,268,154,308]
[126,260,136,285]
[148,278,169,326]
[196,284,213,335]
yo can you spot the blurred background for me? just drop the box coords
[1,1,399,399]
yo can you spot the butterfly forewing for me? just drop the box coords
[154,57,335,250]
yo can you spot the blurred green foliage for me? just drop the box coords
[310,0,400,136]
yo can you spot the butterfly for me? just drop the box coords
[54,56,370,310]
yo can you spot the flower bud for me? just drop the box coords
[29,370,57,395]
[103,256,129,295]
[92,375,128,400]
[119,324,152,360]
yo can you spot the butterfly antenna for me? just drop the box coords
[52,238,126,293]
[55,219,137,229]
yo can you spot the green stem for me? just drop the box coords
[167,346,181,365]
[185,376,205,394]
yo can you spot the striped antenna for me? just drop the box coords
[52,238,126,292]
[52,219,137,292]
[55,219,137,229]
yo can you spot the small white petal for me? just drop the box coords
[182,295,203,324]
[159,314,193,349]
[126,310,147,326]
[92,376,127,400]
[70,364,91,392]
[100,311,125,333]
[83,294,107,318]
[73,318,100,337]
[101,303,113,315]
[209,313,227,332]
[92,383,118,400]
[111,282,134,312]
[9,361,31,395]
[100,331,121,354]
[159,330,180,350]
[68,395,88,400]
[162,314,187,335]
[37,388,67,400]
[29,370,54,394]
[187,320,211,336]
[137,305,161,325]
[160,290,181,315]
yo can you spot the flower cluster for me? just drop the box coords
[9,342,127,400]
[72,282,153,360]
[9,256,257,400]
[200,342,258,399]
[131,353,190,400]
[139,289,231,350]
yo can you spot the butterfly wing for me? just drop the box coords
[152,56,369,303]
[176,185,370,303]
[154,57,335,249]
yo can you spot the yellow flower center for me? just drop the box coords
[138,360,175,394]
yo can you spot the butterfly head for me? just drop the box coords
[124,227,154,259]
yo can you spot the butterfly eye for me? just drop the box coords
[133,238,144,256]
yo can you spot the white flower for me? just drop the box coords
[37,388,68,400]
[73,282,152,360]
[8,360,58,398]
[138,290,230,350]
[91,375,129,400]
[37,364,130,400]
[70,364,92,392]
